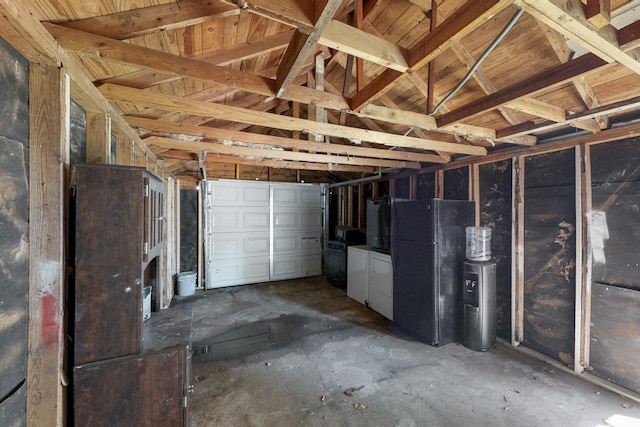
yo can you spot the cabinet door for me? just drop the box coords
[144,175,164,262]
[74,165,144,365]
[74,347,187,427]
[368,252,393,320]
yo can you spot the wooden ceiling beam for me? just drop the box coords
[573,75,610,129]
[101,29,294,89]
[145,135,422,169]
[318,20,410,72]
[275,0,343,97]
[126,116,446,163]
[157,150,377,173]
[0,0,172,175]
[350,0,513,110]
[55,0,239,40]
[517,0,640,75]
[585,0,611,30]
[220,0,314,32]
[619,20,640,52]
[100,83,487,155]
[437,53,609,127]
[44,23,350,111]
[506,97,602,132]
[496,94,640,138]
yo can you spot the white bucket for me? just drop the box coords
[176,271,196,296]
[466,226,492,261]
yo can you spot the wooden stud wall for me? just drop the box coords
[27,63,69,427]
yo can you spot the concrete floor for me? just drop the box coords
[185,276,640,427]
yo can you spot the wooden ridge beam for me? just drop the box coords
[126,116,447,163]
[144,135,422,169]
[55,0,239,40]
[99,83,487,156]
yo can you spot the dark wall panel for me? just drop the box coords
[69,100,87,166]
[444,167,469,200]
[479,160,512,339]
[416,172,435,200]
[589,138,640,393]
[590,283,640,392]
[180,190,199,273]
[394,176,410,199]
[590,138,640,290]
[0,38,28,145]
[0,36,28,426]
[523,150,576,362]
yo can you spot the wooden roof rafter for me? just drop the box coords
[516,0,640,75]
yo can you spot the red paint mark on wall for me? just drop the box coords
[41,292,58,347]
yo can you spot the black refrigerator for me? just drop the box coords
[391,198,475,346]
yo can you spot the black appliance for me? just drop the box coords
[463,260,497,351]
[391,199,475,346]
[366,196,390,252]
[325,227,366,289]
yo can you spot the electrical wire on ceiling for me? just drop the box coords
[430,8,525,116]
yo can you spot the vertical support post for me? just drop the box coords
[358,182,366,228]
[574,145,584,373]
[512,156,525,345]
[436,169,444,199]
[578,143,593,372]
[115,136,133,166]
[355,0,365,91]
[175,180,182,274]
[338,186,345,225]
[28,63,69,427]
[347,185,354,227]
[471,164,480,224]
[85,112,111,164]
[409,174,417,200]
[197,182,204,289]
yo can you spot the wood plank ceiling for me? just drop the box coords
[17,0,640,183]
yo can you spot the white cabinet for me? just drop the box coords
[347,246,370,305]
[346,246,393,320]
[368,251,393,321]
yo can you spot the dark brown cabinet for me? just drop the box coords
[74,164,164,365]
[73,304,193,427]
[72,164,191,426]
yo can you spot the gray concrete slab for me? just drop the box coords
[187,276,640,427]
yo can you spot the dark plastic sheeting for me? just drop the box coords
[417,172,435,200]
[444,167,469,200]
[0,138,28,423]
[479,160,512,339]
[590,282,640,393]
[180,190,199,273]
[590,138,640,290]
[523,150,576,363]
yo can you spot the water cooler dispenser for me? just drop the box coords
[463,227,497,351]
